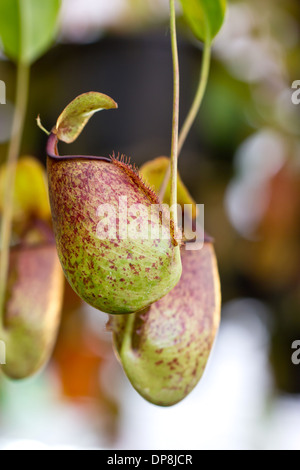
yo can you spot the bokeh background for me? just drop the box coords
[0,0,300,450]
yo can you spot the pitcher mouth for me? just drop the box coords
[46,132,112,163]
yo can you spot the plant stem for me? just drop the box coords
[159,39,212,202]
[178,39,211,156]
[0,61,30,322]
[120,313,136,359]
[169,0,180,230]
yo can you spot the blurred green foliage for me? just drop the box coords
[0,0,61,64]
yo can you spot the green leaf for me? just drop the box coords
[54,92,118,144]
[0,0,61,65]
[179,0,227,43]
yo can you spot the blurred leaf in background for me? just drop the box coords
[0,0,61,65]
[179,0,226,42]
[0,156,51,236]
